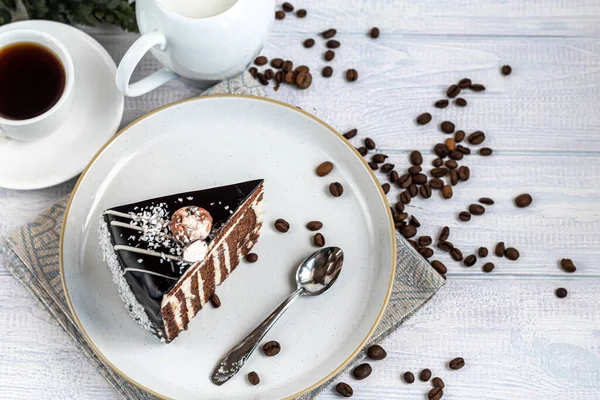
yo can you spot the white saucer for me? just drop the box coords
[0,21,124,190]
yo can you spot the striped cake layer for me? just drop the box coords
[160,184,264,342]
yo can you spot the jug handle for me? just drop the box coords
[116,31,178,97]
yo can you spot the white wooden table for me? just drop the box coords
[2,1,600,398]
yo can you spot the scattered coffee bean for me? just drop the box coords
[357,146,368,156]
[408,184,418,197]
[401,224,417,239]
[399,191,412,204]
[408,165,422,175]
[431,260,447,275]
[442,185,453,199]
[303,38,315,48]
[434,143,450,158]
[296,9,307,18]
[368,161,378,170]
[515,193,533,208]
[324,50,335,61]
[439,226,450,242]
[403,371,415,384]
[440,121,455,134]
[447,84,460,98]
[458,211,471,222]
[247,371,260,385]
[275,10,285,19]
[560,258,576,273]
[438,241,454,252]
[458,78,472,88]
[501,65,512,75]
[419,368,432,382]
[430,178,444,189]
[469,204,485,215]
[419,247,434,259]
[409,150,423,165]
[504,247,520,260]
[457,145,471,155]
[329,182,344,197]
[445,159,458,169]
[316,161,334,177]
[479,197,494,205]
[428,387,443,400]
[295,65,309,74]
[464,254,477,267]
[295,71,312,89]
[382,183,390,194]
[353,363,372,380]
[407,239,418,249]
[257,73,268,86]
[343,128,357,139]
[457,166,470,181]
[420,184,432,198]
[270,58,283,69]
[470,83,485,92]
[413,173,428,185]
[449,150,463,161]
[367,344,387,360]
[454,130,466,142]
[451,247,463,261]
[479,147,493,156]
[410,216,421,227]
[365,137,376,150]
[445,139,456,152]
[369,27,380,38]
[483,262,495,273]
[417,113,432,125]
[306,221,323,231]
[282,60,293,72]
[372,154,388,163]
[263,68,275,80]
[284,71,294,84]
[390,170,399,183]
[336,382,353,397]
[394,211,408,222]
[381,163,394,173]
[449,357,465,370]
[555,287,568,298]
[263,340,281,356]
[418,236,433,247]
[282,2,294,12]
[209,293,221,308]
[327,39,341,49]
[435,99,449,108]
[249,66,258,78]
[478,247,489,257]
[254,56,267,66]
[395,202,405,213]
[432,377,445,388]
[454,97,467,107]
[274,218,290,233]
[321,28,337,39]
[346,69,359,82]
[313,233,325,247]
[468,131,485,145]
[246,253,258,263]
[495,242,505,257]
[430,168,447,178]
[322,66,333,78]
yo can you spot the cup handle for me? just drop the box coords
[116,31,178,97]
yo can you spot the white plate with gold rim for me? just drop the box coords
[60,95,395,399]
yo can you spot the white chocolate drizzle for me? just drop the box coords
[114,244,183,261]
[123,268,179,280]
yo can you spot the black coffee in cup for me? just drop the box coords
[0,42,65,120]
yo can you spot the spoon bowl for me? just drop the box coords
[296,246,344,296]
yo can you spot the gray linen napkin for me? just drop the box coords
[3,72,445,400]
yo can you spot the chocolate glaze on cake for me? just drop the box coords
[99,179,264,342]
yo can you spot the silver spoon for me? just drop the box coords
[210,246,344,385]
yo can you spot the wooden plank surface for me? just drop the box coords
[1,0,600,398]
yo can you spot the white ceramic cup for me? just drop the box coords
[0,29,75,142]
[116,0,275,97]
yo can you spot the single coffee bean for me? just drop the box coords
[295,65,309,74]
[439,226,450,241]
[275,70,283,83]
[495,242,505,257]
[324,50,335,61]
[248,66,258,78]
[369,27,380,38]
[445,159,458,169]
[283,71,294,84]
[456,144,471,154]
[479,197,494,205]
[442,185,453,199]
[501,65,512,75]
[469,204,485,215]
[447,84,460,98]
[367,344,387,360]
[321,28,337,39]
[454,130,466,142]
[560,258,576,273]
[457,166,470,181]
[336,382,353,397]
[394,212,408,222]
[357,146,368,156]
[438,241,454,252]
[343,128,357,139]
[270,58,284,69]
[275,10,285,19]
[451,247,463,261]
[458,211,471,222]
[408,184,418,197]
[420,184,432,199]
[399,174,412,188]
[403,371,415,384]
[449,150,463,161]
[313,233,325,247]
[458,78,472,88]
[448,169,457,186]
[209,293,221,308]
[445,138,456,152]
[418,236,433,247]
[372,153,388,163]
[246,253,258,263]
[306,221,323,231]
[470,83,486,92]
[483,262,495,273]
[381,163,394,173]
[435,99,449,108]
[257,73,268,86]
[479,147,493,156]
[296,9,307,17]
[295,71,312,89]
[464,254,477,267]
[282,60,293,72]
[440,121,455,134]
[431,260,447,275]
[395,202,405,213]
[353,363,372,380]
[390,170,399,183]
[368,161,379,170]
[432,377,445,388]
[329,182,344,197]
[434,143,450,158]
[430,168,448,178]
[504,247,520,260]
[247,371,260,385]
[382,183,390,194]
[365,137,376,150]
[400,225,417,240]
[316,161,334,177]
[468,131,486,145]
[555,287,568,298]
[454,97,467,107]
[303,38,315,48]
[400,191,412,204]
[327,39,341,49]
[346,69,359,82]
[449,357,465,370]
[478,247,489,257]
[274,218,290,232]
[408,165,422,175]
[416,112,432,125]
[410,150,423,165]
[262,340,281,356]
[254,56,268,66]
[430,178,444,189]
[515,193,533,208]
[428,387,443,400]
[419,368,432,382]
[413,173,427,185]
[419,247,434,259]
[322,66,333,78]
[410,215,421,227]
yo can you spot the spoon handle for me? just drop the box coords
[210,287,305,385]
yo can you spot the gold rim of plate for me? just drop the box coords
[59,94,397,399]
